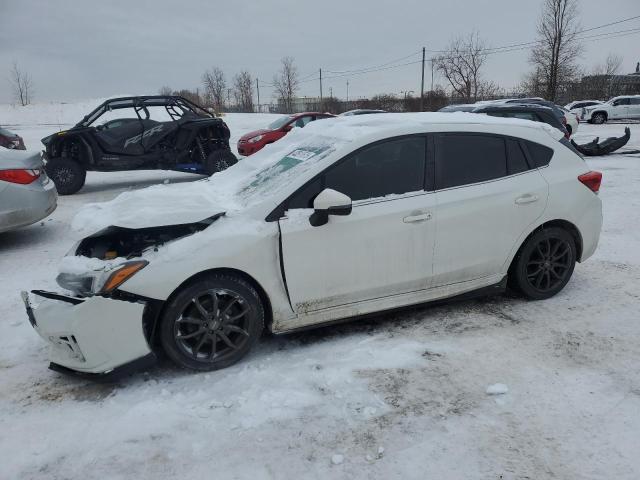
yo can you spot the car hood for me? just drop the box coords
[71,180,239,233]
[239,129,272,141]
[0,149,42,169]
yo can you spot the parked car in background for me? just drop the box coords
[24,113,602,377]
[495,98,573,135]
[565,100,603,113]
[340,109,387,116]
[442,103,570,138]
[1,149,57,233]
[581,95,640,124]
[0,126,26,150]
[560,106,579,135]
[237,112,335,156]
[42,96,235,195]
[438,104,476,112]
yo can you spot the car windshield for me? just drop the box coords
[0,127,16,136]
[237,141,336,204]
[268,115,294,130]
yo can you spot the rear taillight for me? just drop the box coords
[578,171,602,193]
[0,169,41,184]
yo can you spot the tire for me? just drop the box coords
[159,273,264,371]
[205,149,238,176]
[509,227,576,300]
[46,158,86,195]
[592,113,606,124]
[565,125,572,135]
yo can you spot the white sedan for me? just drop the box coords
[23,113,603,378]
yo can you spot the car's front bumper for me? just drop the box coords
[23,291,155,378]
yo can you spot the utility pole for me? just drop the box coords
[430,58,434,92]
[420,46,425,112]
[329,87,333,98]
[256,78,260,112]
[346,80,349,102]
[319,68,323,110]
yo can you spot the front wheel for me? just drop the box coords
[592,113,606,124]
[46,158,86,195]
[205,149,238,176]
[509,227,576,300]
[159,274,264,371]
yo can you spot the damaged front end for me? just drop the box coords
[56,212,224,297]
[24,212,224,378]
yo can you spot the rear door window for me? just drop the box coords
[434,134,508,189]
[506,140,530,174]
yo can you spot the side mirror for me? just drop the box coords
[282,125,293,132]
[309,188,352,227]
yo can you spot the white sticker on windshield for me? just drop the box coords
[286,149,316,161]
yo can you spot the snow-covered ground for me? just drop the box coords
[1,101,640,479]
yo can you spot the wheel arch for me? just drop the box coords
[48,134,93,167]
[158,267,274,333]
[509,219,584,275]
[591,110,608,121]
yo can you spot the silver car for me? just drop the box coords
[0,149,57,233]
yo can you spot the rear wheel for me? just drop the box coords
[159,274,264,371]
[45,158,86,195]
[509,227,576,300]
[592,112,607,124]
[205,149,238,176]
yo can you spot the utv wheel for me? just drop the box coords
[205,149,238,176]
[592,113,606,124]
[46,158,86,195]
[159,274,264,371]
[509,227,576,300]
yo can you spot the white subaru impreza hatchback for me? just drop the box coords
[23,113,602,379]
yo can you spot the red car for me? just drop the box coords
[237,112,334,156]
[0,126,26,150]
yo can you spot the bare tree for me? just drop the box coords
[233,71,254,113]
[10,61,33,106]
[529,0,582,101]
[579,53,624,99]
[158,85,172,96]
[434,33,488,102]
[202,67,227,112]
[272,57,299,113]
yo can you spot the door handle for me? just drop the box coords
[403,211,432,223]
[515,194,539,205]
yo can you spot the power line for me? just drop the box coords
[324,50,422,75]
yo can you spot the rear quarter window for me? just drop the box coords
[522,140,554,168]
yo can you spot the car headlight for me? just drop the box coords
[56,260,148,296]
[248,134,264,144]
[97,260,148,294]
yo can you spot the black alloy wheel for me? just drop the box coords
[510,227,576,300]
[160,274,263,371]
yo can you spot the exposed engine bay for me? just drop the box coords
[76,213,225,259]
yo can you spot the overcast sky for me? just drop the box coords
[1,0,638,104]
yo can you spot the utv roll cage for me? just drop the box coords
[76,96,214,128]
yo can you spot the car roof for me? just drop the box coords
[473,103,553,112]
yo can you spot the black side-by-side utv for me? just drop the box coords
[42,96,237,194]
